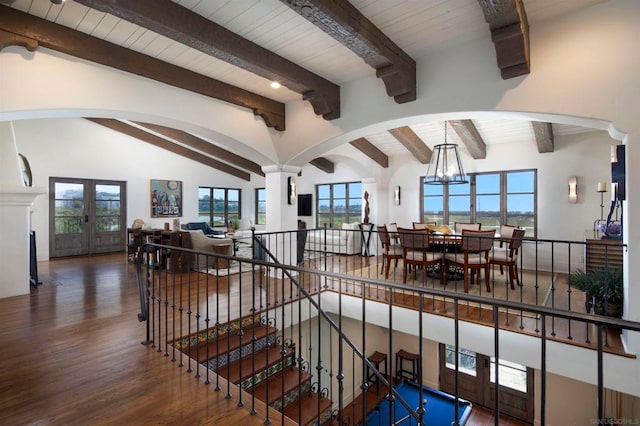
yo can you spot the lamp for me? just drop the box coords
[568,176,577,203]
[287,176,296,204]
[597,182,608,220]
[424,121,468,185]
[393,186,401,205]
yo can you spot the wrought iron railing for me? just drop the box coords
[135,227,638,425]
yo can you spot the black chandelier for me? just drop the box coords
[424,121,468,185]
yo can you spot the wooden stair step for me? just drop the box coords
[283,391,334,426]
[249,367,312,405]
[183,323,276,363]
[216,345,295,386]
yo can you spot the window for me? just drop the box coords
[489,357,528,393]
[421,170,536,236]
[444,344,477,376]
[255,188,266,225]
[198,187,241,227]
[316,182,362,228]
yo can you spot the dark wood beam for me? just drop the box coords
[0,6,285,131]
[73,0,340,120]
[388,126,432,164]
[0,28,37,51]
[477,0,530,79]
[133,122,264,177]
[282,0,416,104]
[85,118,251,181]
[448,120,486,159]
[309,157,335,174]
[349,137,388,168]
[532,122,554,153]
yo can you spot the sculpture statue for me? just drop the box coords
[363,191,370,224]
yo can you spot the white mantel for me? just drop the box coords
[0,122,46,298]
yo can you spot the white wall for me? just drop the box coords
[12,118,265,260]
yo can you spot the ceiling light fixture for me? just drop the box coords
[424,121,468,185]
[270,81,281,89]
[50,0,65,4]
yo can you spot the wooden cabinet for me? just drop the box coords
[585,238,623,271]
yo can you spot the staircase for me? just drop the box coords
[172,314,334,425]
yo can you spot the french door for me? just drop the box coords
[439,343,534,423]
[49,178,126,257]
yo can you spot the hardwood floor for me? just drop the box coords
[0,254,272,425]
[1,253,617,425]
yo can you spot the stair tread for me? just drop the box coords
[249,367,312,404]
[216,345,295,384]
[283,392,333,426]
[183,323,276,363]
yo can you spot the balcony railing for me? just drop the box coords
[135,227,639,425]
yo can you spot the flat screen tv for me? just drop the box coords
[298,194,312,216]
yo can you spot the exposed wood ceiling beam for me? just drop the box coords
[477,0,530,79]
[388,126,432,164]
[349,137,389,168]
[282,0,416,104]
[532,122,554,153]
[0,28,36,51]
[0,6,285,131]
[133,122,264,177]
[73,0,340,121]
[310,157,335,174]
[86,118,251,181]
[448,120,486,159]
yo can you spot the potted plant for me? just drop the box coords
[569,267,623,317]
[601,267,623,318]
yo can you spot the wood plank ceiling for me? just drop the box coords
[0,0,605,177]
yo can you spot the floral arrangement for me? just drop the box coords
[598,221,622,238]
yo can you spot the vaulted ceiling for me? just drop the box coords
[0,0,606,178]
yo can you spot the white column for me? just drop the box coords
[261,165,300,270]
[0,121,45,298]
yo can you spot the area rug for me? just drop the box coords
[199,261,256,277]
[343,260,556,310]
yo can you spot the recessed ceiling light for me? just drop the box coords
[270,81,281,89]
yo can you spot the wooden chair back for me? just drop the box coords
[454,222,481,233]
[461,229,495,253]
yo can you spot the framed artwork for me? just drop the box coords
[150,179,182,218]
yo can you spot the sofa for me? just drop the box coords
[180,221,224,236]
[180,229,233,269]
[304,223,362,255]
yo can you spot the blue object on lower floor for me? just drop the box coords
[365,381,472,426]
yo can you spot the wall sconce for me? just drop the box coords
[287,176,296,205]
[393,186,401,205]
[568,176,577,203]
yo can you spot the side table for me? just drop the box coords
[359,222,375,257]
[212,243,231,269]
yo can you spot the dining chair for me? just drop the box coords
[454,222,481,234]
[494,224,517,275]
[397,227,443,284]
[497,224,517,247]
[412,221,437,230]
[443,229,496,293]
[377,225,403,279]
[490,228,526,289]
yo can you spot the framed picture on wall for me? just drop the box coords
[150,179,182,217]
